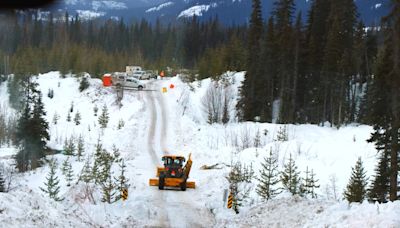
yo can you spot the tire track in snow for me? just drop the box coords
[151,80,215,228]
[144,81,170,228]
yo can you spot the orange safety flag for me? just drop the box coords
[169,84,175,89]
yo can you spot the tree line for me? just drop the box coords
[0,11,246,79]
[238,0,399,202]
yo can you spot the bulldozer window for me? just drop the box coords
[174,159,181,165]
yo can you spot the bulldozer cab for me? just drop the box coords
[162,156,185,167]
[149,153,195,190]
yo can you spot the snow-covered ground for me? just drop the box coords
[0,71,399,227]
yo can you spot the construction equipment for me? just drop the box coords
[149,153,195,191]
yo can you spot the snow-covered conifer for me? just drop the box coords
[344,157,368,203]
[73,111,81,125]
[280,153,301,195]
[40,160,63,201]
[256,149,280,200]
[98,104,109,128]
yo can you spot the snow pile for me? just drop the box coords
[214,196,400,227]
[146,1,174,13]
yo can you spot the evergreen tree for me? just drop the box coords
[73,111,81,125]
[52,112,59,125]
[256,150,280,200]
[69,101,74,113]
[79,76,89,92]
[76,135,85,161]
[344,157,368,203]
[93,105,98,116]
[227,161,254,214]
[61,157,69,176]
[40,160,63,201]
[63,137,75,156]
[368,151,389,203]
[98,104,109,129]
[114,159,129,201]
[280,153,301,195]
[260,17,277,122]
[101,169,116,204]
[368,0,400,201]
[0,166,5,192]
[300,167,320,198]
[79,156,93,184]
[61,158,74,187]
[15,79,49,172]
[66,112,71,122]
[236,0,263,121]
[92,140,103,184]
[272,0,295,123]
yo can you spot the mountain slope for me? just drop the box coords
[46,0,389,25]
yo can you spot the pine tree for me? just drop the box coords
[227,161,253,214]
[280,153,301,195]
[69,101,74,113]
[61,158,74,187]
[98,104,109,129]
[66,112,71,122]
[79,156,93,184]
[73,111,81,125]
[344,157,368,203]
[101,169,116,204]
[117,119,125,130]
[92,140,103,184]
[256,150,280,200]
[52,112,59,125]
[114,159,129,201]
[79,76,89,92]
[76,135,85,161]
[0,167,5,192]
[236,0,263,121]
[61,158,69,176]
[40,160,63,201]
[368,0,400,202]
[300,167,320,198]
[98,150,114,185]
[254,128,261,148]
[15,79,49,172]
[368,151,389,203]
[63,137,75,156]
[93,105,98,116]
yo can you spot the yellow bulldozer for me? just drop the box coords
[149,153,195,191]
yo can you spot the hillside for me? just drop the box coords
[0,72,399,227]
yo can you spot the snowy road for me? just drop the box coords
[144,80,215,228]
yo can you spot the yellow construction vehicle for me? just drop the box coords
[149,153,195,191]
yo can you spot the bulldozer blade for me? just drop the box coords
[186,181,195,189]
[149,178,159,186]
[149,178,196,189]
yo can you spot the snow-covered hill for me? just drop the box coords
[0,72,399,227]
[43,0,389,25]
